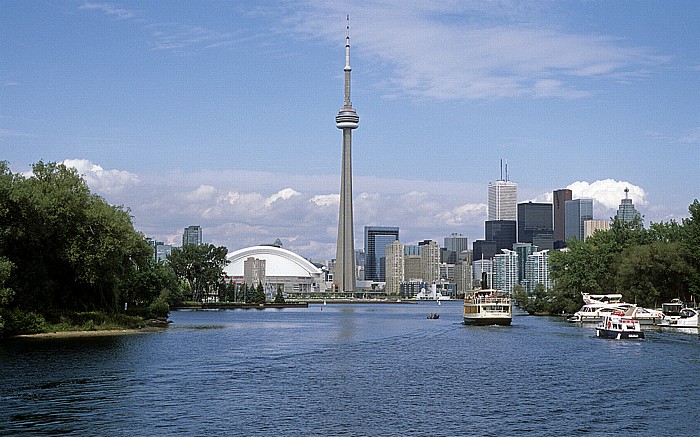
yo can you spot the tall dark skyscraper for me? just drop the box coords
[334,17,359,293]
[485,220,517,252]
[364,226,399,282]
[517,202,553,244]
[565,198,593,241]
[553,189,572,248]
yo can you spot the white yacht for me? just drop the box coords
[414,283,450,301]
[463,290,512,326]
[659,300,699,328]
[567,302,622,323]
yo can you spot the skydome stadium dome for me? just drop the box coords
[224,245,325,295]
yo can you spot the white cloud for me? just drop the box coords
[62,159,140,195]
[79,2,135,20]
[288,1,668,100]
[310,194,339,207]
[265,188,301,206]
[186,185,217,202]
[566,179,647,210]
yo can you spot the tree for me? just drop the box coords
[274,285,285,303]
[167,244,229,302]
[252,282,266,304]
[0,161,152,313]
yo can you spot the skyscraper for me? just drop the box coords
[334,17,359,293]
[385,240,404,295]
[418,240,440,283]
[488,164,518,221]
[553,189,572,248]
[485,220,517,252]
[517,202,553,245]
[565,198,593,241]
[182,225,202,246]
[443,233,468,264]
[616,187,642,227]
[364,226,399,281]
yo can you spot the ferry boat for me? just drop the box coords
[595,309,644,340]
[463,289,512,326]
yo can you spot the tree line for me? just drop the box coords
[514,200,700,315]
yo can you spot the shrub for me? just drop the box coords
[1,309,48,337]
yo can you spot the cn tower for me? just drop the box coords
[334,16,359,293]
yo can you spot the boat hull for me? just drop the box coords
[595,328,644,340]
[463,316,512,326]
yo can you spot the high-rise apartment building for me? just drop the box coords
[473,240,498,261]
[334,18,360,293]
[517,202,553,245]
[565,198,593,241]
[364,226,399,281]
[493,249,518,292]
[616,188,642,227]
[485,220,517,252]
[454,261,473,293]
[182,225,202,246]
[488,180,518,221]
[384,240,404,294]
[524,250,551,293]
[513,243,537,285]
[243,257,266,286]
[419,240,440,283]
[404,255,422,282]
[553,189,572,248]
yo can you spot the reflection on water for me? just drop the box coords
[1,301,699,435]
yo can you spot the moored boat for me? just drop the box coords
[463,289,512,326]
[595,309,644,340]
[658,300,699,328]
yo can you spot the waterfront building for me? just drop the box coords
[243,257,266,286]
[224,245,324,297]
[485,220,517,252]
[404,255,422,281]
[472,259,493,289]
[439,262,455,281]
[443,233,468,264]
[473,240,497,261]
[334,17,360,293]
[616,188,642,227]
[553,189,572,248]
[419,240,440,283]
[584,219,611,240]
[493,249,519,292]
[524,250,552,293]
[565,198,593,241]
[513,243,537,285]
[517,202,553,246]
[182,225,202,246]
[454,260,473,293]
[385,240,404,295]
[488,180,518,221]
[364,226,399,281]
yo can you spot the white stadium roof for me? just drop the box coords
[224,245,322,278]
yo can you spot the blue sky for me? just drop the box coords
[2,1,699,260]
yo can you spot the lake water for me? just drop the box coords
[1,301,699,435]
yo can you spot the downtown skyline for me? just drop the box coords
[2,1,699,260]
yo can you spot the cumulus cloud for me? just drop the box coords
[265,188,301,206]
[62,159,140,195]
[310,194,339,207]
[566,179,647,210]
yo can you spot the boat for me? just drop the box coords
[595,308,645,339]
[616,304,663,325]
[567,302,622,323]
[463,289,512,326]
[658,300,699,328]
[427,313,440,319]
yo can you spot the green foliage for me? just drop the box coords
[252,282,266,304]
[1,309,48,336]
[274,285,285,303]
[545,202,700,314]
[167,243,229,302]
[0,161,172,334]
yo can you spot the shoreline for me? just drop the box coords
[13,326,167,339]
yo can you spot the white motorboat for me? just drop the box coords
[414,283,450,301]
[463,289,512,326]
[659,302,699,328]
[567,302,622,323]
[596,308,645,340]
